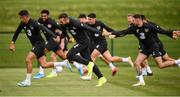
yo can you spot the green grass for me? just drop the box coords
[0,67,180,96]
[0,0,180,32]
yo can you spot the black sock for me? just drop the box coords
[93,64,103,79]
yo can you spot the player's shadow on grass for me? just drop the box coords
[0,90,2,92]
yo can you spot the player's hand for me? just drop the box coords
[109,35,116,39]
[176,31,180,36]
[55,29,62,36]
[68,37,75,43]
[172,31,179,39]
[102,28,111,36]
[9,42,15,51]
[53,36,60,43]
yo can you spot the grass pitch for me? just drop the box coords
[0,67,180,96]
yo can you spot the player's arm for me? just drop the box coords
[101,22,115,32]
[61,28,74,43]
[34,21,60,42]
[75,21,101,34]
[150,25,177,39]
[110,27,134,38]
[35,21,57,37]
[10,22,23,51]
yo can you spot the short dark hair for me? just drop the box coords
[88,13,96,18]
[41,9,50,15]
[78,13,86,18]
[58,13,68,19]
[18,10,29,16]
[127,14,134,17]
[140,14,146,20]
[133,14,143,19]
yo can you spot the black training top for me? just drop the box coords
[12,18,57,46]
[88,20,115,44]
[113,22,173,49]
[65,18,101,44]
[38,18,67,41]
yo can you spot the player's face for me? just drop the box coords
[134,18,143,27]
[41,13,48,22]
[19,15,29,24]
[88,17,96,25]
[79,18,87,23]
[59,18,68,25]
[127,16,134,25]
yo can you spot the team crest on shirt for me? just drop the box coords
[156,25,159,29]
[70,29,76,35]
[24,26,27,29]
[97,26,101,30]
[144,28,149,33]
[136,29,139,33]
[94,33,99,37]
[47,24,52,28]
[30,26,34,30]
[96,45,100,48]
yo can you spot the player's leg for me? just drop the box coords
[99,55,109,65]
[18,43,46,86]
[51,52,58,62]
[92,44,119,75]
[55,49,67,60]
[91,49,101,62]
[46,52,59,78]
[17,51,36,87]
[102,50,134,67]
[33,65,45,79]
[153,49,180,68]
[67,43,95,79]
[55,49,72,71]
[80,46,106,87]
[154,57,180,68]
[98,54,118,76]
[133,53,147,86]
[162,53,175,61]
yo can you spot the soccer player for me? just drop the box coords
[127,14,153,76]
[58,13,106,86]
[78,13,114,75]
[9,10,70,87]
[87,13,134,75]
[104,14,180,86]
[33,9,73,79]
[79,13,121,76]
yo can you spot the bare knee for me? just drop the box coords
[134,61,141,67]
[40,62,49,68]
[51,53,57,61]
[41,64,47,68]
[59,54,66,60]
[157,62,164,69]
[107,57,113,62]
[25,57,32,64]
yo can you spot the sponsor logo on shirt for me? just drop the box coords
[94,33,99,37]
[70,29,76,35]
[30,26,34,30]
[47,24,52,28]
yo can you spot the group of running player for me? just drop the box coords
[9,9,180,87]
